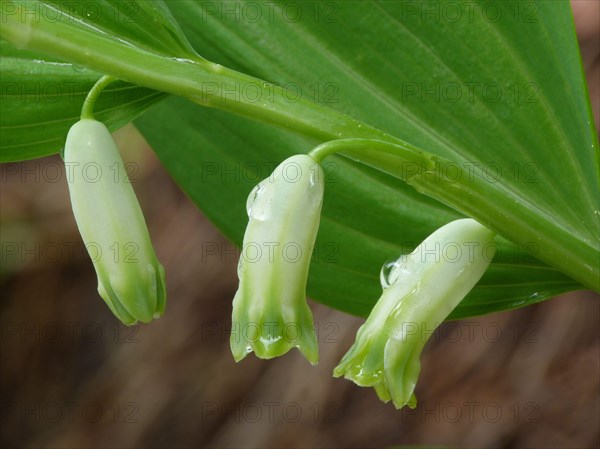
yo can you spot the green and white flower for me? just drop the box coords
[231,154,323,364]
[334,218,496,408]
[64,119,166,325]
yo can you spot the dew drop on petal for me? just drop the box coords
[380,256,413,289]
[380,260,399,289]
[309,170,318,187]
[237,257,244,277]
[246,182,270,220]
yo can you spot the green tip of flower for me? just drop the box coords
[384,338,420,409]
[97,262,166,326]
[333,326,420,409]
[230,299,319,365]
[334,218,496,409]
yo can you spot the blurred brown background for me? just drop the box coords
[1,2,599,448]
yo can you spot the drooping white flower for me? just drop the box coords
[64,119,166,325]
[231,154,324,364]
[334,218,496,408]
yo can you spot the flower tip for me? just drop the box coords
[97,281,136,326]
[154,262,167,318]
[390,393,417,410]
[230,327,319,365]
[298,335,319,365]
[333,361,418,409]
[230,304,319,364]
[229,328,257,363]
[96,262,166,326]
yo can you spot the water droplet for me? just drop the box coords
[172,57,196,64]
[260,334,283,346]
[246,181,273,221]
[380,255,414,289]
[380,260,400,289]
[246,183,262,217]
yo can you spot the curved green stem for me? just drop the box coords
[309,138,599,291]
[309,140,353,164]
[80,75,118,120]
[308,139,418,164]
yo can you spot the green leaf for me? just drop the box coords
[1,1,598,318]
[0,40,166,161]
[144,0,596,316]
[3,0,197,58]
[165,0,599,286]
[0,0,199,162]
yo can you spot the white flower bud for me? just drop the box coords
[64,119,166,325]
[334,218,496,408]
[231,155,323,364]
